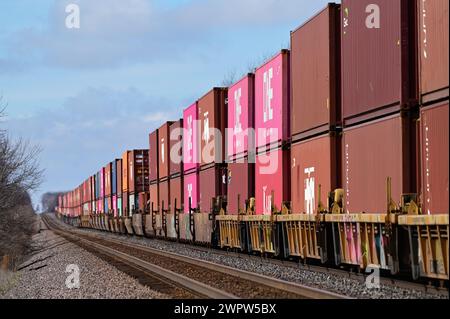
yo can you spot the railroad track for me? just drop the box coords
[42,215,349,299]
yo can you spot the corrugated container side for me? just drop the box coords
[122,151,129,192]
[291,4,341,140]
[184,171,199,214]
[112,195,117,216]
[128,151,135,194]
[116,159,122,196]
[149,183,159,213]
[169,175,183,213]
[255,148,290,215]
[112,160,117,195]
[169,119,184,176]
[159,122,174,180]
[255,50,290,150]
[138,192,149,212]
[198,88,228,166]
[227,159,255,214]
[183,103,200,172]
[159,179,170,213]
[343,114,416,213]
[419,0,449,103]
[419,102,449,214]
[227,74,255,160]
[149,131,159,182]
[123,191,129,216]
[100,168,105,199]
[341,0,417,124]
[199,165,228,214]
[291,133,341,214]
[105,162,112,197]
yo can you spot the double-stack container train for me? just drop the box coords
[56,0,449,283]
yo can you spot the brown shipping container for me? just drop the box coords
[418,0,449,103]
[341,0,417,124]
[122,151,129,192]
[420,102,449,214]
[105,162,112,197]
[291,3,341,139]
[342,114,416,214]
[123,191,129,216]
[116,159,122,196]
[149,130,159,182]
[169,120,183,176]
[159,180,170,213]
[159,122,174,180]
[138,192,149,212]
[169,176,183,213]
[291,134,340,214]
[129,150,149,194]
[149,183,159,213]
[227,160,255,215]
[199,165,228,214]
[198,88,228,167]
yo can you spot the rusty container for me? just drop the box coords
[199,165,228,214]
[158,122,175,180]
[169,175,183,214]
[169,119,184,176]
[419,101,449,214]
[149,130,159,183]
[291,3,341,141]
[342,113,416,213]
[341,0,418,125]
[227,159,255,215]
[198,88,228,167]
[291,133,341,214]
[418,0,449,104]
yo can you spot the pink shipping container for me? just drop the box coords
[184,170,199,214]
[227,74,255,160]
[183,103,200,173]
[100,168,105,198]
[255,148,290,215]
[255,50,290,150]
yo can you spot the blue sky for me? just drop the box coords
[0,0,333,207]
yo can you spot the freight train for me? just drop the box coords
[56,1,449,283]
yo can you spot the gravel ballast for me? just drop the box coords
[46,214,448,300]
[0,218,168,299]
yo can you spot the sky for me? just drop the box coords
[0,0,333,208]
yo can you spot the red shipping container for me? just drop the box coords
[159,180,170,213]
[198,88,228,167]
[255,148,290,215]
[419,102,449,215]
[159,122,174,180]
[291,4,341,140]
[227,160,255,214]
[170,175,183,213]
[183,103,200,173]
[341,0,417,124]
[184,170,199,214]
[116,159,122,196]
[291,134,341,214]
[255,50,290,150]
[199,165,227,214]
[227,74,255,160]
[169,119,183,176]
[149,183,159,213]
[342,114,415,214]
[418,0,449,103]
[149,130,159,182]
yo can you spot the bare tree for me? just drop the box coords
[221,69,238,87]
[0,102,44,211]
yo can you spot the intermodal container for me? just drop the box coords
[291,133,341,214]
[169,119,184,176]
[112,160,117,195]
[159,122,175,180]
[184,170,199,214]
[117,196,123,217]
[199,165,227,214]
[183,103,200,173]
[255,148,290,215]
[122,151,129,192]
[105,162,112,197]
[123,191,129,216]
[341,0,417,125]
[342,114,416,213]
[129,194,137,213]
[149,130,159,182]
[419,102,449,215]
[170,175,183,213]
[100,168,105,199]
[291,4,341,140]
[112,195,117,216]
[159,179,170,213]
[418,0,449,104]
[138,192,149,212]
[198,88,228,166]
[149,183,159,213]
[129,150,149,194]
[116,159,122,197]
[227,160,255,214]
[227,74,255,160]
[255,50,290,150]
